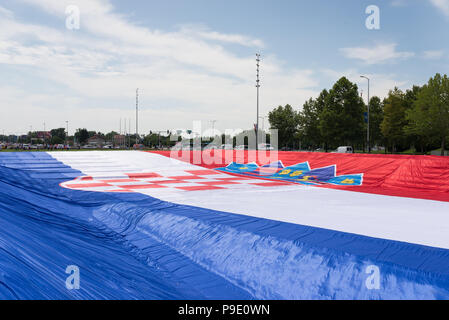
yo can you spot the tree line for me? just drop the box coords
[268,73,449,155]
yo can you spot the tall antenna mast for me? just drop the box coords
[65,121,68,146]
[210,120,217,139]
[124,118,127,148]
[136,88,139,145]
[256,53,261,151]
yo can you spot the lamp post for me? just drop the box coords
[136,88,139,145]
[256,54,261,151]
[360,76,370,153]
[210,120,217,139]
[65,120,69,147]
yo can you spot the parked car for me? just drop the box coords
[335,146,353,153]
[234,145,248,150]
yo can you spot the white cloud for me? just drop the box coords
[0,1,318,134]
[180,25,264,48]
[429,0,449,17]
[340,43,414,65]
[0,6,13,18]
[423,50,444,59]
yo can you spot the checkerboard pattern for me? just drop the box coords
[60,169,295,193]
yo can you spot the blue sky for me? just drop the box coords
[0,0,448,135]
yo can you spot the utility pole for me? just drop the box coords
[210,120,217,139]
[128,118,131,148]
[65,120,69,147]
[256,54,260,151]
[124,118,127,148]
[43,122,46,144]
[360,76,370,153]
[136,88,139,146]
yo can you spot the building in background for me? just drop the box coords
[113,134,125,147]
[36,131,52,141]
[87,134,105,147]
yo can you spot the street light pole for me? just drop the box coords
[122,118,128,148]
[65,120,69,147]
[210,120,217,139]
[256,53,261,151]
[360,76,370,153]
[136,89,139,146]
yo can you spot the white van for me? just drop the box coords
[258,143,274,150]
[336,146,353,153]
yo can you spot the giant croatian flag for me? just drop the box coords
[1,150,449,299]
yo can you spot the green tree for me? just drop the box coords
[406,74,449,155]
[319,77,365,151]
[268,104,300,149]
[368,96,384,148]
[75,128,89,144]
[144,133,160,147]
[404,85,421,109]
[50,128,66,141]
[299,90,327,149]
[51,136,64,145]
[105,131,118,142]
[381,88,409,152]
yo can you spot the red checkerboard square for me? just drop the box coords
[126,173,162,178]
[185,170,219,175]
